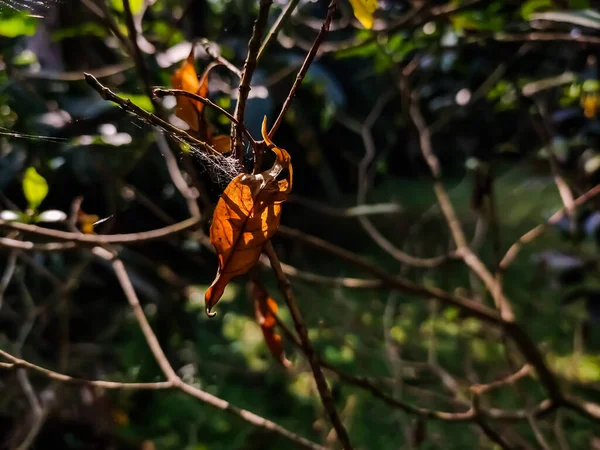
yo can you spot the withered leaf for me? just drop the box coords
[251,280,291,367]
[211,134,232,154]
[171,48,206,133]
[171,49,229,151]
[77,210,99,234]
[205,117,292,315]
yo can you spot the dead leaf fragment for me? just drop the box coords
[171,49,230,151]
[171,48,205,133]
[205,117,292,315]
[251,280,291,367]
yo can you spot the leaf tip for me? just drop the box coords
[205,306,217,318]
[261,116,273,147]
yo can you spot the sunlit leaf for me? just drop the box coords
[171,48,204,133]
[110,0,143,14]
[77,209,100,234]
[251,280,291,367]
[22,167,48,210]
[170,49,227,150]
[520,0,552,20]
[211,134,231,153]
[349,0,377,29]
[0,13,37,37]
[205,117,293,315]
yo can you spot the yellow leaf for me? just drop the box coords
[349,0,377,29]
[22,167,48,210]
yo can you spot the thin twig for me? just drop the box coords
[123,0,157,108]
[273,311,556,423]
[268,0,336,139]
[288,196,401,217]
[265,242,354,450]
[0,250,17,313]
[277,224,564,405]
[0,237,77,252]
[154,130,202,219]
[491,31,600,45]
[232,0,273,161]
[15,370,45,450]
[199,39,242,78]
[498,184,600,272]
[348,89,456,268]
[471,389,517,450]
[257,0,301,63]
[84,73,221,157]
[90,246,326,450]
[0,216,200,245]
[278,225,503,325]
[405,84,516,322]
[0,349,172,389]
[81,0,131,53]
[153,88,257,147]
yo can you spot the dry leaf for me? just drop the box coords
[171,48,205,133]
[251,280,291,367]
[205,117,292,315]
[349,0,377,29]
[171,50,230,152]
[211,134,232,153]
[77,210,99,234]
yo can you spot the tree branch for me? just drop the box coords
[89,246,327,450]
[268,0,336,139]
[232,0,273,161]
[265,242,354,450]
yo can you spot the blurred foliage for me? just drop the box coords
[1,0,600,449]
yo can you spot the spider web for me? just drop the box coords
[0,0,62,18]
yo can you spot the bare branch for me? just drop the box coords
[153,88,257,147]
[257,0,301,63]
[265,242,354,450]
[232,0,274,161]
[90,246,327,450]
[498,184,600,272]
[268,0,336,139]
[0,216,200,246]
[84,73,221,157]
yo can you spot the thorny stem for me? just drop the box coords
[265,242,354,450]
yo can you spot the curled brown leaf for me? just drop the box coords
[251,279,291,367]
[205,117,292,316]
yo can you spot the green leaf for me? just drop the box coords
[23,167,48,210]
[520,0,552,20]
[51,22,106,41]
[110,0,144,14]
[0,14,37,38]
[569,0,590,7]
[120,93,154,112]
